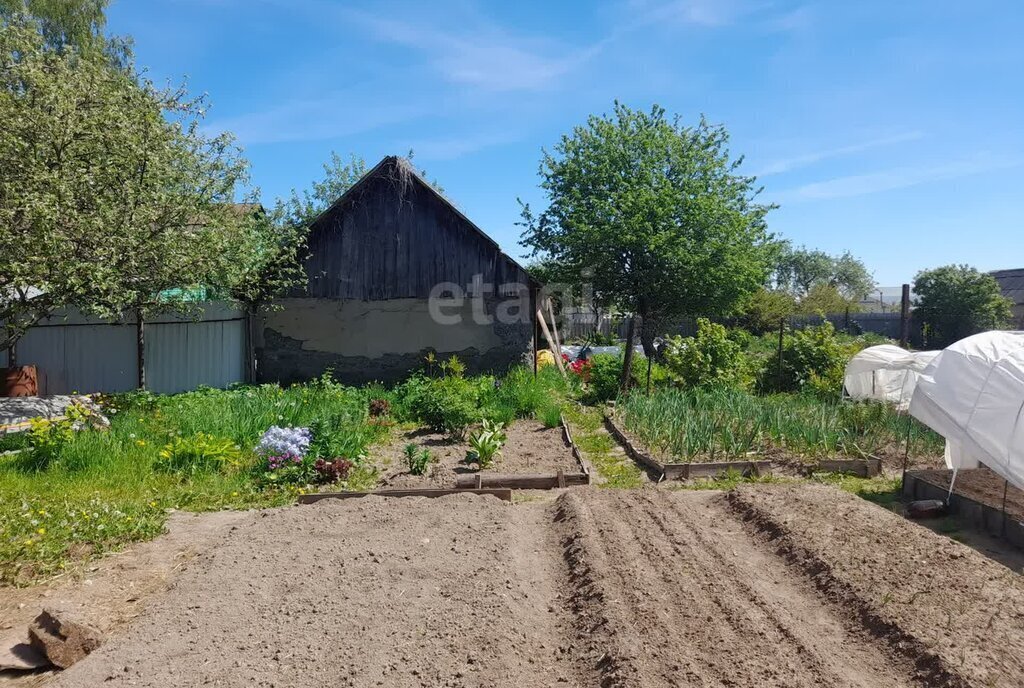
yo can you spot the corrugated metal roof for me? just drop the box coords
[991,269,1024,305]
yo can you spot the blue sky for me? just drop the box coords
[106,0,1023,286]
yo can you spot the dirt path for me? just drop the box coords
[25,486,1024,688]
[47,495,592,688]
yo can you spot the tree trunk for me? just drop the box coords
[6,336,16,369]
[619,315,636,395]
[136,309,146,390]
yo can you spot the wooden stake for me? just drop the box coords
[536,308,566,376]
[546,298,563,356]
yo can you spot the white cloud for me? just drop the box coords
[347,9,605,93]
[753,131,925,176]
[777,154,1019,202]
[205,96,427,145]
[403,131,522,161]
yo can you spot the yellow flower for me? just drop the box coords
[37,509,47,516]
[149,501,157,508]
[231,491,239,497]
[136,440,146,447]
[37,527,46,535]
[23,540,33,547]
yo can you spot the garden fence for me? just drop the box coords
[1,301,246,395]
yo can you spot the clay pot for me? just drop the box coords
[2,365,38,397]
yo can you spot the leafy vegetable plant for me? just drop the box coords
[466,420,507,468]
[404,443,433,476]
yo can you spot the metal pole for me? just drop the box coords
[1002,479,1010,536]
[900,412,913,494]
[899,283,911,348]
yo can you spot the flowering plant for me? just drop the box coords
[256,426,311,459]
[568,357,592,382]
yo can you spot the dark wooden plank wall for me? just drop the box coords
[305,164,531,300]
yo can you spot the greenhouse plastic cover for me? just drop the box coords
[908,331,1024,490]
[843,345,939,410]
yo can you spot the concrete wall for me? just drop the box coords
[258,297,532,385]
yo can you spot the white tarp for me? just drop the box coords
[909,331,1024,490]
[843,345,940,410]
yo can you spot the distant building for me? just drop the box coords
[258,156,539,385]
[991,269,1024,328]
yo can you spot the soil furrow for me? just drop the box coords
[555,489,922,687]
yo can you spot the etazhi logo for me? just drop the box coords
[427,272,594,327]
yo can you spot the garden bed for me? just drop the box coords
[374,420,583,489]
[904,468,1024,548]
[604,411,771,480]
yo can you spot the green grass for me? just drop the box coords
[564,405,644,489]
[619,386,943,463]
[0,378,388,586]
[811,472,903,509]
[667,467,791,491]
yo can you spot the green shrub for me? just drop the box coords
[308,415,378,462]
[394,373,482,437]
[663,319,750,389]
[466,420,507,468]
[761,322,848,396]
[404,443,433,476]
[156,433,242,476]
[583,352,670,403]
[22,403,94,471]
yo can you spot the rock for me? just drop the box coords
[27,609,102,669]
[0,629,52,671]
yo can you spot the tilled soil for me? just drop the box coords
[914,466,1024,521]
[376,420,580,488]
[43,486,1024,688]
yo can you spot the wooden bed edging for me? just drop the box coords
[560,412,591,480]
[454,471,589,490]
[299,488,514,504]
[901,471,1024,550]
[603,412,773,481]
[814,457,882,477]
[662,461,774,480]
[603,413,665,478]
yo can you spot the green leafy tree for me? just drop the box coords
[774,245,874,302]
[913,265,1012,348]
[520,102,775,389]
[0,16,248,375]
[1,0,107,49]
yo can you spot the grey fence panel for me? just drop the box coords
[147,317,245,394]
[4,302,245,395]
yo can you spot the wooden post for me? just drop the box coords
[136,309,146,390]
[244,304,256,384]
[899,283,911,348]
[620,315,636,394]
[531,288,539,378]
[546,298,563,357]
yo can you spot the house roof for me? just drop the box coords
[991,268,1024,305]
[310,155,539,288]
